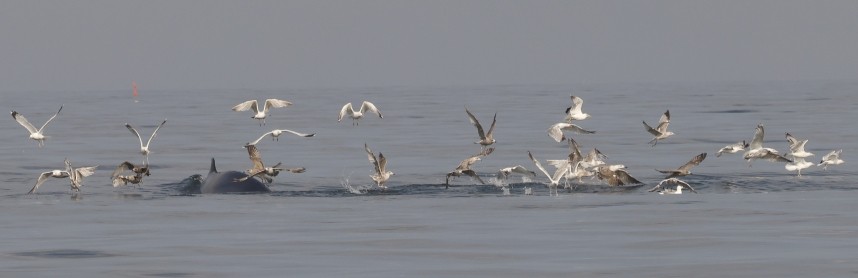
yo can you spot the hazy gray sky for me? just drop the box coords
[1,0,857,91]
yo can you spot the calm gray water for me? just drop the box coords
[1,81,857,277]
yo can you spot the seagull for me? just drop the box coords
[785,157,814,177]
[643,110,674,146]
[28,158,97,194]
[112,161,151,177]
[11,105,63,147]
[785,133,814,158]
[365,143,394,189]
[446,147,494,188]
[338,101,383,126]
[247,129,315,146]
[547,122,595,143]
[656,152,707,178]
[527,151,570,196]
[717,141,749,157]
[126,119,166,165]
[232,99,293,125]
[564,95,590,122]
[112,174,144,187]
[818,150,844,170]
[496,165,536,183]
[743,124,792,167]
[110,161,151,187]
[235,144,304,184]
[464,108,497,149]
[596,165,642,187]
[648,178,697,194]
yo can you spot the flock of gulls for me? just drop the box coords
[11,95,846,196]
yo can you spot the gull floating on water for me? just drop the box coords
[339,101,383,126]
[717,141,749,157]
[236,144,304,184]
[28,158,97,194]
[126,119,166,165]
[656,152,707,178]
[785,157,814,177]
[547,122,595,143]
[596,165,642,187]
[365,143,394,189]
[564,95,590,122]
[785,133,814,158]
[743,124,792,167]
[527,151,570,196]
[11,105,63,148]
[446,147,494,188]
[247,129,315,146]
[818,150,844,170]
[648,178,697,194]
[643,110,674,146]
[232,99,293,125]
[464,108,497,149]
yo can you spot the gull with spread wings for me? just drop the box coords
[11,105,63,148]
[126,119,166,165]
[232,98,293,125]
[465,108,497,150]
[339,101,383,126]
[642,110,674,146]
[656,152,707,178]
[365,143,394,189]
[446,147,494,188]
[28,158,97,194]
[247,129,315,146]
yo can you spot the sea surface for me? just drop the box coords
[1,81,857,277]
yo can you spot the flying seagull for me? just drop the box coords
[785,133,814,158]
[125,119,167,165]
[446,147,494,188]
[365,143,394,189]
[236,144,304,184]
[464,108,497,150]
[643,110,674,146]
[247,129,315,146]
[596,165,642,187]
[547,122,595,143]
[564,95,591,122]
[232,98,293,125]
[28,158,97,194]
[818,150,844,171]
[527,151,570,196]
[785,157,814,177]
[717,141,749,157]
[656,152,707,178]
[743,124,792,167]
[11,105,63,148]
[496,165,536,183]
[339,101,383,126]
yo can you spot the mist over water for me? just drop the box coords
[1,81,857,277]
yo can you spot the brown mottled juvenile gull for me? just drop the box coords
[642,110,674,146]
[465,108,497,150]
[365,143,394,189]
[656,152,707,178]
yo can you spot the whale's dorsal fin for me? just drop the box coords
[210,158,218,173]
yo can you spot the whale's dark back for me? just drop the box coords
[200,158,270,194]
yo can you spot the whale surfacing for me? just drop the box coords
[200,158,270,194]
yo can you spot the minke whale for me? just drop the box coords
[194,158,271,194]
